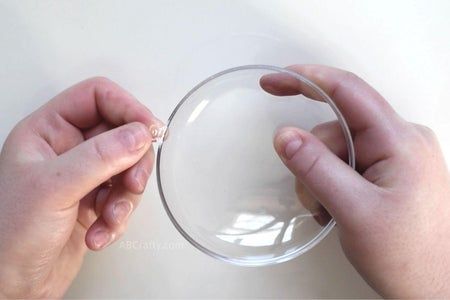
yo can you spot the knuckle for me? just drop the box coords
[396,123,439,159]
[302,153,322,181]
[92,138,112,165]
[342,70,360,82]
[329,72,358,99]
[85,76,114,87]
[340,70,394,114]
[83,77,121,100]
[116,123,149,151]
[410,123,438,147]
[416,124,436,139]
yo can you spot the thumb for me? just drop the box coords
[49,122,152,206]
[273,127,373,223]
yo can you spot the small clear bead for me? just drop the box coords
[150,125,167,142]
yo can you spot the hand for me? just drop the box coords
[0,77,163,298]
[261,65,450,298]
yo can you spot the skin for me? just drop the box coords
[0,77,163,298]
[261,65,450,298]
[0,66,448,298]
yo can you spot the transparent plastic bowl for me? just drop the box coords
[156,65,355,266]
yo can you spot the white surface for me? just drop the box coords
[0,0,449,298]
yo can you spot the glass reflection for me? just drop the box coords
[216,213,310,247]
[187,99,209,123]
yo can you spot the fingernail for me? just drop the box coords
[121,124,150,151]
[263,83,276,94]
[93,230,111,249]
[112,200,133,224]
[135,167,149,192]
[278,130,303,160]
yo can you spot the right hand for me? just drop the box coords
[261,65,450,298]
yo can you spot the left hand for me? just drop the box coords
[0,77,163,298]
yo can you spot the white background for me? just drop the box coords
[1,0,449,298]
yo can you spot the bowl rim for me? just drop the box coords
[156,64,355,267]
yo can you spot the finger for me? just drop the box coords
[296,121,345,226]
[311,121,347,161]
[262,65,407,171]
[260,64,400,132]
[296,181,332,226]
[274,127,377,223]
[261,72,321,99]
[85,217,116,251]
[15,78,163,160]
[83,122,112,140]
[80,121,154,216]
[122,147,155,194]
[78,186,112,231]
[295,180,320,211]
[49,122,152,206]
[43,77,160,129]
[95,187,111,216]
[10,111,86,157]
[85,183,141,250]
[102,181,141,228]
[77,187,103,230]
[84,122,154,196]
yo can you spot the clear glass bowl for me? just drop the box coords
[156,65,355,266]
